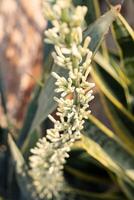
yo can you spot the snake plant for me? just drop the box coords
[0,0,134,200]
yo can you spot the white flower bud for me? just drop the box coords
[48,115,56,123]
[83,36,91,49]
[30,1,95,199]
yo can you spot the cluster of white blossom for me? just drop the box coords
[29,0,95,199]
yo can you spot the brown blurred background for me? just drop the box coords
[0,0,45,127]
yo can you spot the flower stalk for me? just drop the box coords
[29,0,95,199]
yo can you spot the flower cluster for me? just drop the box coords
[29,0,95,199]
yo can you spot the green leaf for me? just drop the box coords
[21,66,67,154]
[93,52,122,85]
[71,114,134,197]
[101,95,134,153]
[83,6,119,54]
[90,14,134,152]
[118,179,134,200]
[91,65,133,119]
[17,86,41,147]
[112,14,134,109]
[8,134,37,200]
[86,114,134,156]
[0,142,7,198]
[66,148,115,188]
[21,7,119,153]
[65,165,110,185]
[91,62,134,150]
[18,23,54,148]
[0,68,7,114]
[64,187,126,200]
[82,122,134,181]
[76,119,134,198]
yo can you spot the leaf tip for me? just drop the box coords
[114,4,122,13]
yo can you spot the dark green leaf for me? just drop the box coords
[8,134,38,200]
[112,14,134,110]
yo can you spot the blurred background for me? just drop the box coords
[0,0,134,128]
